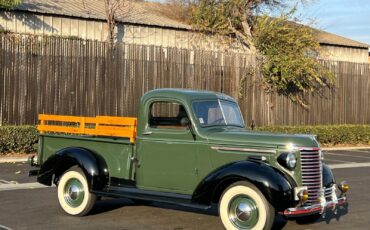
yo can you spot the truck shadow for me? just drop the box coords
[90,198,348,228]
[295,203,349,225]
[150,202,219,216]
[89,198,134,215]
[275,203,350,228]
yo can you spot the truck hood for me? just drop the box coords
[206,128,319,149]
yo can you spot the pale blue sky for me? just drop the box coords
[296,0,370,45]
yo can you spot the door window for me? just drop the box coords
[149,102,189,130]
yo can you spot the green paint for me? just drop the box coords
[40,134,134,180]
[39,89,321,194]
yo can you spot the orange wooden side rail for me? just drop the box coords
[38,114,137,143]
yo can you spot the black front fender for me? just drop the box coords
[37,147,109,190]
[323,163,336,187]
[192,160,297,211]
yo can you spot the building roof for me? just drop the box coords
[5,0,369,49]
[315,29,369,49]
[11,0,190,30]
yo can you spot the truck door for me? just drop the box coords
[135,100,198,194]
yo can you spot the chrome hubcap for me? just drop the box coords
[64,178,84,207]
[236,202,252,221]
[68,184,80,200]
[228,195,258,229]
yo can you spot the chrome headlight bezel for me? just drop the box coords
[278,152,297,170]
[319,150,324,161]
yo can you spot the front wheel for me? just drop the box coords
[219,181,275,230]
[57,167,96,216]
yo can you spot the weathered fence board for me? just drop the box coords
[0,34,369,126]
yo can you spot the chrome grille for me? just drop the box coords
[300,149,322,205]
[325,187,333,201]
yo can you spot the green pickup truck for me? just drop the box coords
[30,89,348,230]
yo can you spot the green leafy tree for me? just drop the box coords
[0,0,22,9]
[192,0,289,49]
[253,13,334,107]
[190,0,334,107]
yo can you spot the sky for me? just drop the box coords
[295,0,370,46]
[153,0,370,46]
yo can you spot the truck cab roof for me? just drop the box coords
[141,88,236,103]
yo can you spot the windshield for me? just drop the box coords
[192,100,245,127]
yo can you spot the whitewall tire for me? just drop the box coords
[219,181,275,230]
[57,167,96,216]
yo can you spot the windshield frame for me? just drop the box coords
[192,99,245,128]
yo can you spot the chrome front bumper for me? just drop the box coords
[283,196,347,217]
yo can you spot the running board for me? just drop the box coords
[92,186,211,210]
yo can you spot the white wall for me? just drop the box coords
[320,45,369,63]
[0,11,249,53]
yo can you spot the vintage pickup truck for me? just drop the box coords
[30,88,348,230]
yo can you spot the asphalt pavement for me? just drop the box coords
[1,149,370,230]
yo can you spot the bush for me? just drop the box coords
[256,125,370,146]
[0,126,38,154]
[0,125,369,154]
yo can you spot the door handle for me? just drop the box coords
[143,131,153,135]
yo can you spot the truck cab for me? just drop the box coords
[32,88,349,230]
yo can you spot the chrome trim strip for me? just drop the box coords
[299,147,321,151]
[211,146,276,154]
[217,99,228,125]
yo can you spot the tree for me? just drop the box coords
[253,14,334,107]
[0,0,22,9]
[155,0,195,24]
[190,0,334,107]
[103,0,133,43]
[192,0,289,50]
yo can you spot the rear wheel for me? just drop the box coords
[219,181,275,230]
[57,167,96,216]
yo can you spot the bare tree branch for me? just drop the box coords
[227,18,255,51]
[104,0,133,43]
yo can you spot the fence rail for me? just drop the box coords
[0,34,369,126]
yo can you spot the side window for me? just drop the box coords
[149,101,189,129]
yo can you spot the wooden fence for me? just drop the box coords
[0,34,369,126]
[240,61,370,126]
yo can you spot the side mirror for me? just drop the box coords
[180,117,191,127]
[250,120,255,130]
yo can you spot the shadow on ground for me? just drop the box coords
[286,203,349,227]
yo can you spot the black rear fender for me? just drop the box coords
[192,160,297,211]
[37,147,109,190]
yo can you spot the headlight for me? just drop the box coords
[278,152,297,170]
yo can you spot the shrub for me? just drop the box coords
[0,124,369,154]
[0,126,38,154]
[256,125,370,146]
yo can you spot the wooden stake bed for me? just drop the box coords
[38,114,137,143]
